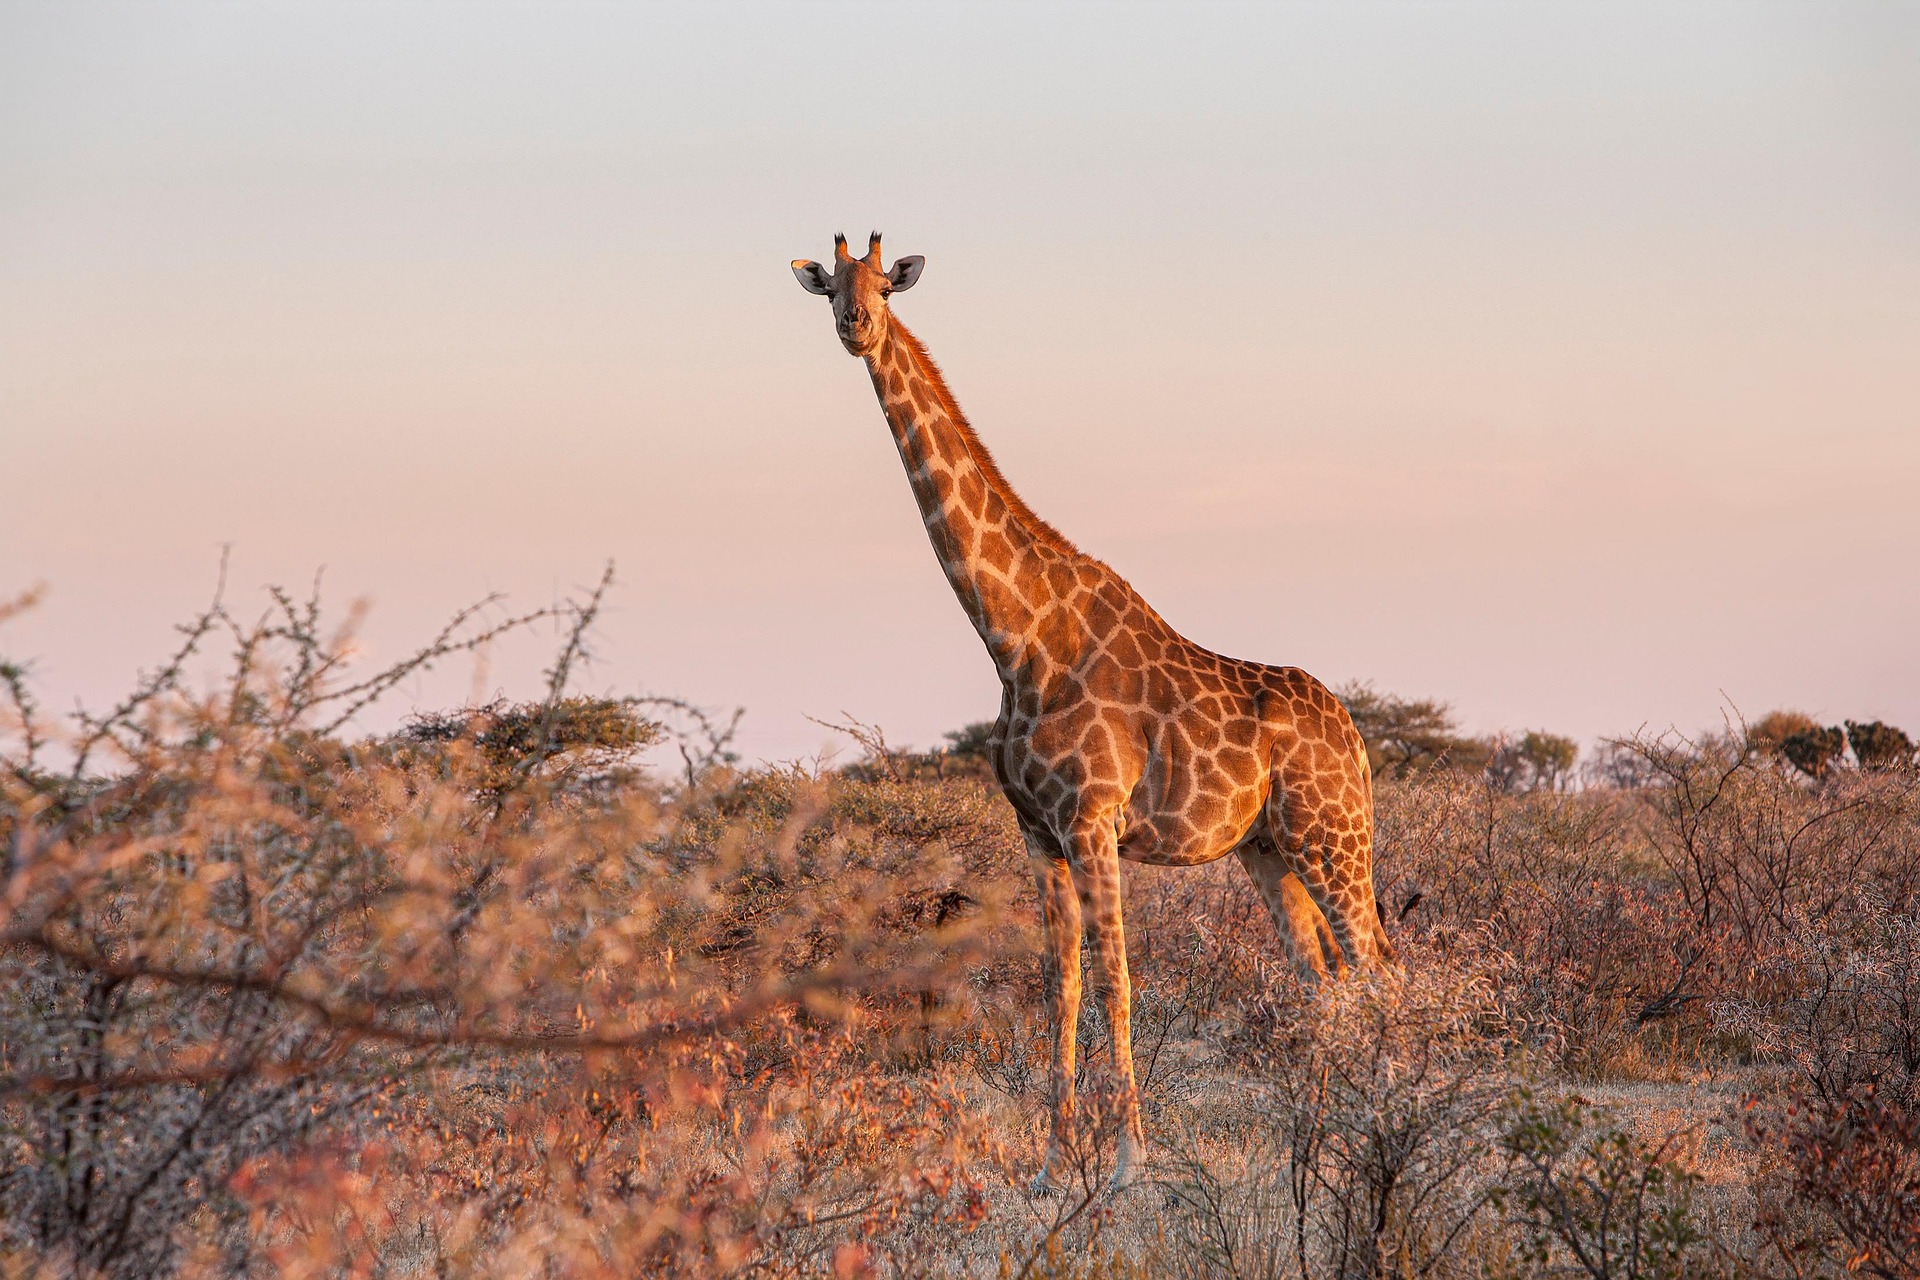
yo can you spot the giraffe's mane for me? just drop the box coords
[888,321,1082,558]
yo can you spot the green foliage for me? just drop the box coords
[1495,1093,1728,1280]
[1340,683,1578,791]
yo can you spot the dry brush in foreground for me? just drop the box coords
[1,579,1916,1278]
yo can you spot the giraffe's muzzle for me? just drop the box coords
[837,306,880,354]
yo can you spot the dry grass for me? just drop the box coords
[2,578,1916,1278]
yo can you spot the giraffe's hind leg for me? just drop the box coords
[1235,841,1342,983]
[1265,763,1386,973]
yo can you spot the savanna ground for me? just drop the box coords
[1,574,1915,1279]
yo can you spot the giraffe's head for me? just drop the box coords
[791,231,925,357]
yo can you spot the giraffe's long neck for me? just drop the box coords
[864,321,1078,678]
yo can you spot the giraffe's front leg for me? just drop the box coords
[1027,836,1081,1194]
[1068,816,1145,1193]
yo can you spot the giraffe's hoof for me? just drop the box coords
[1027,1170,1062,1198]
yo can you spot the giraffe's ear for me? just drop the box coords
[887,256,925,292]
[791,260,834,295]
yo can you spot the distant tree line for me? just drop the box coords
[1335,682,1580,793]
[1330,685,1913,793]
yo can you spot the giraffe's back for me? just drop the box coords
[991,554,1368,868]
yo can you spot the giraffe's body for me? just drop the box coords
[793,235,1392,1191]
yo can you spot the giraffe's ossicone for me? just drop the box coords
[792,233,1395,1195]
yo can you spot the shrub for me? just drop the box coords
[1371,773,1675,1072]
[1158,964,1520,1280]
[940,720,1001,780]
[1717,893,1920,1107]
[0,574,1010,1276]
[396,695,664,797]
[1746,1088,1920,1280]
[1495,1092,1730,1280]
[1617,728,1920,1030]
[1375,734,1920,1078]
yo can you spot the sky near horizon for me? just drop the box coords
[2,2,1916,768]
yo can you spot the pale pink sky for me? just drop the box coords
[2,3,1916,766]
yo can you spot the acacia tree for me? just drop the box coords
[1337,682,1490,778]
[1487,732,1579,794]
[1781,725,1847,781]
[1748,710,1821,758]
[1846,720,1916,774]
[1519,731,1579,792]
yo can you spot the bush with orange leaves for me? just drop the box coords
[0,573,1016,1277]
[1370,729,1920,1079]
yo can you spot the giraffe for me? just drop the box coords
[791,233,1394,1193]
